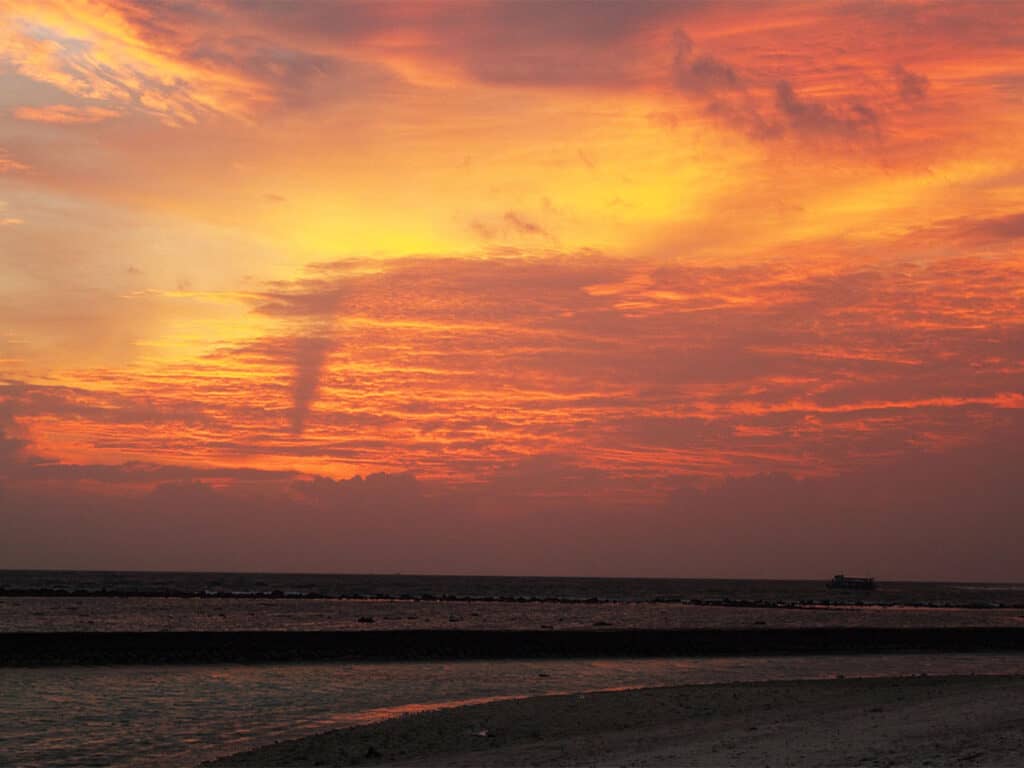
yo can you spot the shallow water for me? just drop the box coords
[4,653,1024,768]
[4,596,1023,632]
[5,569,1023,606]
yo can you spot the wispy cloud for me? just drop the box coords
[0,149,28,173]
[892,65,930,103]
[671,29,742,96]
[5,249,1022,486]
[774,81,881,141]
[14,104,122,124]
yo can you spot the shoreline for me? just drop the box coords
[3,627,1024,666]
[206,674,1024,767]
[4,588,1021,610]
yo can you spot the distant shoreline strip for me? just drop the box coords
[3,628,1024,666]
[4,589,1021,609]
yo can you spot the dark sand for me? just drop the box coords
[207,674,1024,767]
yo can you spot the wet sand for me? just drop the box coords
[207,674,1024,767]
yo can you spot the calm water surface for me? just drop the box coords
[5,569,1023,605]
[6,570,1023,633]
[4,654,1024,768]
[5,596,1024,632]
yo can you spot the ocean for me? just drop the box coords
[4,569,1024,634]
[7,569,1024,605]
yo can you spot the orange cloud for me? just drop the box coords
[0,149,28,173]
[13,104,121,124]
[4,249,1022,489]
[1,0,276,123]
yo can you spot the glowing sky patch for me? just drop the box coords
[1,1,1023,578]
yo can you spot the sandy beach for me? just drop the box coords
[207,674,1024,767]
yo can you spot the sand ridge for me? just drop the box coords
[206,674,1024,767]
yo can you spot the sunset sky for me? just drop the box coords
[2,0,1023,579]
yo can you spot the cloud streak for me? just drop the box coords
[774,81,880,141]
[5,248,1022,486]
[13,104,122,124]
[0,149,28,173]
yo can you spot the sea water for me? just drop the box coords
[4,570,1024,633]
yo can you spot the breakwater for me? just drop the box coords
[4,627,1024,666]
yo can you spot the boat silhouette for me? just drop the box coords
[827,574,876,590]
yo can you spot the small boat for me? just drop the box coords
[827,574,875,590]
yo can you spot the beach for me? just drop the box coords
[207,674,1024,767]
[4,572,1024,766]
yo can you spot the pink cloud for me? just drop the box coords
[0,149,28,173]
[4,249,1022,485]
[13,104,122,124]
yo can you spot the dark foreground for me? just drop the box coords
[3,627,1024,665]
[207,675,1024,767]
